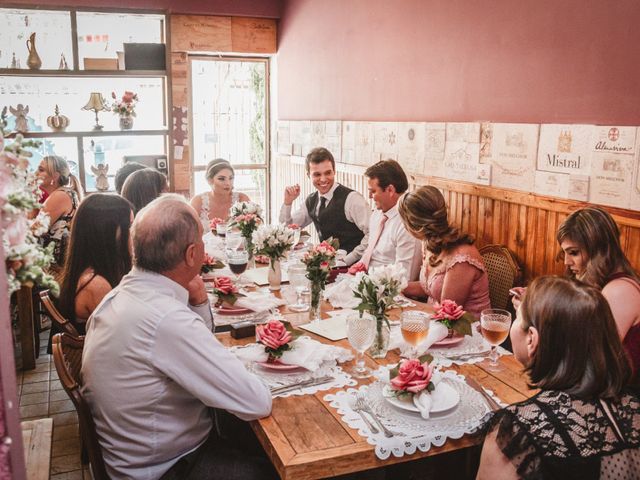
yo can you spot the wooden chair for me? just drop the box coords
[479,244,523,311]
[39,290,80,338]
[52,333,110,480]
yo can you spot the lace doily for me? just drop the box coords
[248,363,357,398]
[324,369,490,459]
[427,334,511,367]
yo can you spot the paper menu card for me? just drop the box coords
[299,315,349,341]
[242,267,289,286]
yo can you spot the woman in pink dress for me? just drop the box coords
[557,207,640,379]
[398,186,490,318]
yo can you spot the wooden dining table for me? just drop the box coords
[217,291,536,480]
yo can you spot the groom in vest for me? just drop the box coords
[279,147,370,266]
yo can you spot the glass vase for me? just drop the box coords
[268,258,282,291]
[309,281,324,323]
[369,313,391,358]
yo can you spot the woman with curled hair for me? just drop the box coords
[557,207,640,376]
[34,156,84,266]
[478,276,640,479]
[398,185,490,318]
[190,158,250,230]
[121,168,168,215]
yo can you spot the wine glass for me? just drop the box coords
[225,230,244,251]
[288,264,309,312]
[347,313,376,378]
[227,249,249,285]
[216,221,228,239]
[400,311,431,358]
[480,308,512,369]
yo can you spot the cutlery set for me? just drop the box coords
[269,375,334,395]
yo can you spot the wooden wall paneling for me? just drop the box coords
[230,17,277,53]
[171,15,232,52]
[524,206,537,279]
[545,211,559,275]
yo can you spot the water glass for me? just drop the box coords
[400,311,431,358]
[225,230,244,251]
[480,308,512,368]
[347,313,376,378]
[216,221,228,238]
[288,264,309,312]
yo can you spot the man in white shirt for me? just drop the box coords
[279,147,370,266]
[81,194,275,480]
[348,160,422,281]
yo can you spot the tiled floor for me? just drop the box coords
[17,330,89,480]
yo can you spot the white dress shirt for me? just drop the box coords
[81,267,272,480]
[279,182,370,265]
[367,205,422,281]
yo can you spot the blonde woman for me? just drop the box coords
[398,185,490,318]
[190,158,250,230]
[34,156,83,266]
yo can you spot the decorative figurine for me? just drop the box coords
[90,163,110,191]
[26,32,42,70]
[47,104,70,132]
[10,52,18,69]
[9,104,29,132]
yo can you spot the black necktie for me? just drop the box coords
[318,196,327,217]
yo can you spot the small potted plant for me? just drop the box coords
[111,90,138,130]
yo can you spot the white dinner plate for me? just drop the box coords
[383,381,460,414]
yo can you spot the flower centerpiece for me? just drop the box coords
[301,238,339,322]
[201,253,225,275]
[0,108,58,295]
[431,299,477,337]
[252,224,295,290]
[208,275,241,306]
[352,264,408,358]
[389,354,442,419]
[111,91,138,130]
[228,201,263,260]
[256,320,299,362]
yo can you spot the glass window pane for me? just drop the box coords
[0,76,166,132]
[193,168,267,217]
[0,8,73,69]
[76,12,164,69]
[4,136,79,173]
[82,135,165,192]
[191,59,267,167]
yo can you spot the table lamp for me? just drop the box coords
[82,92,108,131]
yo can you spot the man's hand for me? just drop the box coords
[284,184,301,206]
[187,275,208,306]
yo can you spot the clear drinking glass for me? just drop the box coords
[287,264,309,312]
[225,230,244,251]
[480,308,512,369]
[347,313,376,378]
[227,249,249,285]
[400,311,431,358]
[216,221,228,238]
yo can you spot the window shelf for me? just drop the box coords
[0,69,167,77]
[4,129,169,139]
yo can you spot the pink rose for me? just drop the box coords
[347,262,367,275]
[288,223,300,230]
[432,299,465,321]
[122,91,135,103]
[213,276,237,295]
[257,320,292,350]
[320,261,330,271]
[209,217,223,229]
[390,359,434,394]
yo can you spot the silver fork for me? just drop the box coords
[355,395,403,438]
[351,398,379,434]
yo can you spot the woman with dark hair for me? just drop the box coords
[56,193,133,335]
[556,207,640,376]
[33,155,84,265]
[121,168,168,215]
[398,185,490,317]
[478,276,640,479]
[190,158,250,229]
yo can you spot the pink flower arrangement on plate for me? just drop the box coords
[208,275,241,305]
[389,355,435,397]
[256,320,298,361]
[111,91,138,117]
[201,252,225,274]
[431,299,477,336]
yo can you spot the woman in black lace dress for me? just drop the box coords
[477,276,640,480]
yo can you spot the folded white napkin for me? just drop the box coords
[235,291,286,313]
[324,274,360,309]
[412,370,443,419]
[232,336,353,370]
[389,320,449,355]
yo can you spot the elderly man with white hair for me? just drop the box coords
[81,194,274,480]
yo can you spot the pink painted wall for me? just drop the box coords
[7,0,282,18]
[277,0,640,124]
